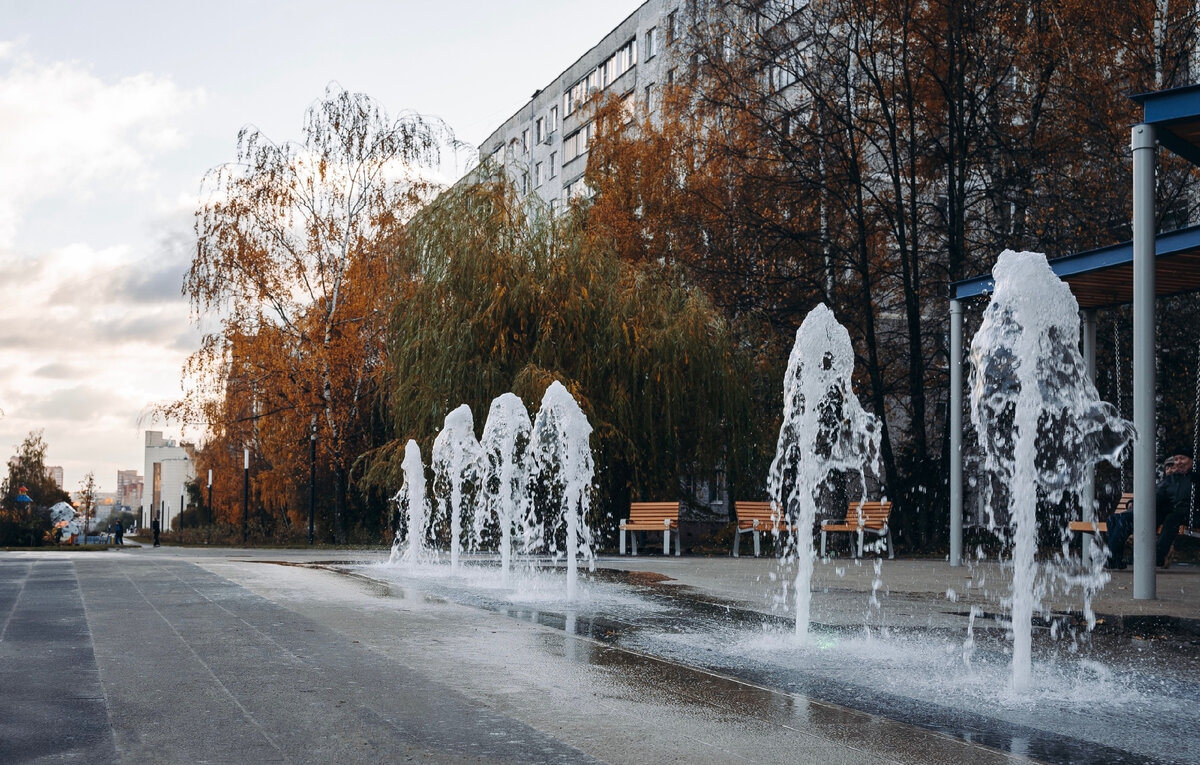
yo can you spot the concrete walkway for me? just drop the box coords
[3,545,1196,764]
[1,548,1040,765]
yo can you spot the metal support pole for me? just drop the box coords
[179,491,184,531]
[1081,308,1099,564]
[949,299,964,566]
[242,448,250,545]
[308,430,316,546]
[207,469,213,528]
[1132,123,1157,600]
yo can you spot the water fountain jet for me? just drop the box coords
[432,404,484,573]
[389,439,432,565]
[768,303,881,638]
[478,393,533,584]
[967,250,1134,692]
[529,381,597,601]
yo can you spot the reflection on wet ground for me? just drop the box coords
[330,561,1198,764]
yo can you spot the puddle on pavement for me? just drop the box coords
[307,561,1193,764]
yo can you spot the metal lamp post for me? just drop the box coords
[309,428,316,546]
[242,448,249,545]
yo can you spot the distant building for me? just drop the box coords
[116,469,142,512]
[142,432,195,531]
[45,465,64,490]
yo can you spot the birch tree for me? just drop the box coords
[181,86,452,542]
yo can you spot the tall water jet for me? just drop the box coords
[432,405,484,573]
[529,381,596,600]
[968,250,1134,692]
[389,439,432,564]
[478,393,533,584]
[768,303,881,639]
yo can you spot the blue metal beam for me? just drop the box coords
[1157,130,1200,168]
[1131,83,1200,126]
[949,223,1200,303]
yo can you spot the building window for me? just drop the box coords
[522,129,529,153]
[521,172,529,195]
[550,151,557,178]
[565,176,590,201]
[645,83,655,111]
[667,10,678,44]
[646,27,659,59]
[550,105,559,133]
[568,38,638,113]
[536,117,545,143]
[534,162,543,187]
[564,124,592,163]
[667,67,677,86]
[550,199,559,217]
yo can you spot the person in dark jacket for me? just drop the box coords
[151,517,161,547]
[1107,453,1195,569]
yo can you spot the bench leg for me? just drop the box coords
[663,529,670,556]
[820,530,827,558]
[886,528,894,559]
[632,533,638,556]
[1081,532,1092,566]
[753,530,761,558]
[733,530,741,557]
[620,526,626,555]
[856,530,864,558]
[675,529,681,556]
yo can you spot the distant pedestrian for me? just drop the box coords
[152,518,160,547]
[114,521,123,545]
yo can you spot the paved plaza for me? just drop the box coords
[1,545,1197,763]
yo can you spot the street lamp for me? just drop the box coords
[309,427,316,546]
[206,469,213,528]
[242,448,249,545]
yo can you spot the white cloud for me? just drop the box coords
[0,41,204,247]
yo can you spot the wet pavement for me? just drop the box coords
[2,545,1197,763]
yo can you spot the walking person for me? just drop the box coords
[151,517,160,547]
[114,521,123,545]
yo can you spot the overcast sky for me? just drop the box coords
[0,0,645,492]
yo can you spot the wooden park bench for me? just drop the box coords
[619,501,681,556]
[1068,492,1199,560]
[819,501,894,559]
[732,501,796,557]
[1067,492,1134,539]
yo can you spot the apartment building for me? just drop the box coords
[116,469,143,512]
[142,431,194,531]
[45,465,64,490]
[479,0,684,210]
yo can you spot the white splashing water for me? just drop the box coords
[767,304,881,639]
[389,439,433,565]
[968,250,1134,693]
[478,393,533,584]
[432,404,484,574]
[529,381,597,601]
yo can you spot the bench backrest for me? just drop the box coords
[628,501,680,523]
[842,501,892,524]
[734,501,778,522]
[1115,492,1134,513]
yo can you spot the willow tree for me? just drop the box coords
[375,171,757,535]
[179,86,452,542]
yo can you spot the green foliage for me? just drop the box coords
[0,431,69,546]
[371,171,763,534]
[1,430,70,510]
